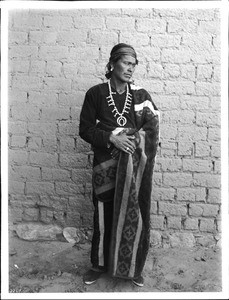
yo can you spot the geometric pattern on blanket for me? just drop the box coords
[109,84,160,279]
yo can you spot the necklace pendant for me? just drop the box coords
[117,116,127,127]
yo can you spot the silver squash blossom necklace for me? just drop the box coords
[106,79,132,127]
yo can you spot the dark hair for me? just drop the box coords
[105,43,138,79]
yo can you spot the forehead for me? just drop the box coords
[120,55,136,64]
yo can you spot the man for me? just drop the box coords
[79,43,159,287]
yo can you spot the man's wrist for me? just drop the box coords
[109,133,115,144]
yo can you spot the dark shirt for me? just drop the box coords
[79,83,136,148]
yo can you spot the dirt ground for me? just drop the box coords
[8,235,222,294]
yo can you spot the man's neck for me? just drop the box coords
[110,77,127,94]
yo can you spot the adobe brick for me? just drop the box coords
[180,65,196,81]
[42,167,71,182]
[9,31,28,45]
[178,125,207,141]
[163,64,180,78]
[184,218,199,230]
[168,19,198,33]
[161,49,191,63]
[202,204,219,217]
[8,90,28,104]
[199,218,216,232]
[42,137,58,152]
[154,188,179,203]
[213,65,220,82]
[140,47,160,62]
[70,107,81,121]
[150,215,165,230]
[167,216,182,229]
[72,77,101,92]
[210,142,220,158]
[28,122,57,136]
[26,182,55,195]
[10,135,27,148]
[91,8,122,17]
[197,64,213,80]
[55,182,84,196]
[156,157,182,172]
[76,138,92,153]
[9,180,25,194]
[39,46,69,61]
[161,110,195,124]
[9,59,30,74]
[159,202,187,216]
[163,172,192,187]
[29,60,46,76]
[29,92,58,107]
[9,122,27,135]
[9,165,41,181]
[29,152,58,167]
[159,124,178,140]
[22,208,40,222]
[90,30,119,45]
[165,81,195,95]
[177,140,193,156]
[208,127,220,140]
[58,121,76,136]
[152,172,163,186]
[177,188,196,202]
[9,149,28,165]
[9,46,38,59]
[29,31,57,45]
[11,103,40,121]
[180,96,209,110]
[106,17,135,31]
[43,78,71,91]
[71,169,92,185]
[196,112,220,126]
[198,20,220,35]
[193,173,220,188]
[40,107,70,121]
[46,60,61,77]
[148,63,163,79]
[189,204,203,216]
[12,76,42,91]
[195,142,210,157]
[12,12,43,30]
[196,82,220,96]
[27,137,42,151]
[59,153,88,168]
[136,18,166,33]
[183,159,212,172]
[74,16,105,29]
[151,201,158,214]
[58,92,85,107]
[59,137,75,153]
[151,34,181,48]
[44,16,73,30]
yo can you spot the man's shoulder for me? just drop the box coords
[130,84,150,97]
[87,82,107,95]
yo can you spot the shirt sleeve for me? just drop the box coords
[79,88,111,148]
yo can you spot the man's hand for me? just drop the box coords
[109,133,136,154]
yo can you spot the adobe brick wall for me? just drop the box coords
[8,8,221,247]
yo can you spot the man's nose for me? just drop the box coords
[128,65,134,72]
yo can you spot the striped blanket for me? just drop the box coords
[93,85,160,279]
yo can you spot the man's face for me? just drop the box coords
[111,55,137,83]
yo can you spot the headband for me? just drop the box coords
[109,45,138,63]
